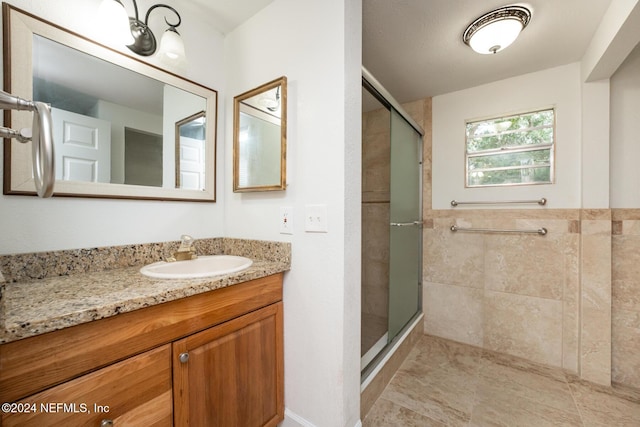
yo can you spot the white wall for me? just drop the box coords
[0,0,225,254]
[432,63,583,209]
[610,43,640,208]
[224,1,362,426]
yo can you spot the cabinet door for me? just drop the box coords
[173,302,284,427]
[1,345,172,427]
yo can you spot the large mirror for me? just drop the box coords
[233,77,287,192]
[3,4,217,201]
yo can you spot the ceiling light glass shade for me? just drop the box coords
[463,6,531,54]
[158,27,185,61]
[98,0,135,45]
[469,19,522,54]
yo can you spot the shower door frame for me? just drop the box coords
[361,67,424,380]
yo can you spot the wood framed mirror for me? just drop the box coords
[3,4,218,201]
[233,76,287,192]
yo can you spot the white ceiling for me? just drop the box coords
[363,0,614,103]
[188,0,275,34]
[35,1,618,116]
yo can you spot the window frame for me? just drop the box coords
[464,108,556,188]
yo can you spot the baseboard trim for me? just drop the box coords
[283,408,362,427]
[283,408,317,427]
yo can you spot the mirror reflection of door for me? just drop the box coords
[175,111,206,190]
[52,107,111,183]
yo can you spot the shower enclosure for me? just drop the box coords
[361,68,423,377]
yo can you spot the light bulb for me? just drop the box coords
[98,0,134,46]
[158,28,185,61]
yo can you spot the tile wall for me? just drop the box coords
[423,191,639,390]
[424,209,581,371]
[612,209,640,388]
[362,88,640,399]
[415,83,637,389]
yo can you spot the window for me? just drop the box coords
[465,108,554,187]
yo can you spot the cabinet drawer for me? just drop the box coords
[1,345,172,427]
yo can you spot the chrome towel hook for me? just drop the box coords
[0,90,55,197]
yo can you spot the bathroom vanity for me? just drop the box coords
[0,238,289,427]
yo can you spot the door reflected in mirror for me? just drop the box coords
[233,77,287,192]
[33,35,207,189]
[175,111,206,190]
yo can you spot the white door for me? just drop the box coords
[178,136,205,190]
[52,108,111,183]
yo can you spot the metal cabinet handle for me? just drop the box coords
[101,420,113,427]
[179,352,189,363]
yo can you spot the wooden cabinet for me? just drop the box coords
[0,273,284,427]
[173,302,284,427]
[2,345,172,427]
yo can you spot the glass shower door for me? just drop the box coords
[388,108,422,340]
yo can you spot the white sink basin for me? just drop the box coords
[140,255,253,279]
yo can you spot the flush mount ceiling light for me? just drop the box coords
[99,0,185,61]
[463,5,531,54]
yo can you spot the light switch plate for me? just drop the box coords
[305,204,328,233]
[280,207,294,234]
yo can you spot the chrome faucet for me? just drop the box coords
[168,235,198,262]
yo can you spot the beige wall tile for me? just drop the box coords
[581,209,612,221]
[401,99,425,129]
[484,233,567,300]
[363,107,390,136]
[612,208,640,221]
[363,132,390,194]
[484,290,563,367]
[424,282,483,347]
[622,220,640,235]
[611,215,640,388]
[362,203,389,318]
[613,235,640,312]
[563,234,580,373]
[424,228,484,289]
[613,278,640,313]
[612,309,640,387]
[580,303,612,385]
[580,220,612,386]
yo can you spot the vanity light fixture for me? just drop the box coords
[99,0,185,61]
[258,87,281,112]
[462,5,531,54]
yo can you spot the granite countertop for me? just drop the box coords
[0,238,291,344]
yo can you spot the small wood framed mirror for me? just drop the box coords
[233,76,287,192]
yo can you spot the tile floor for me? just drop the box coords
[363,335,640,426]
